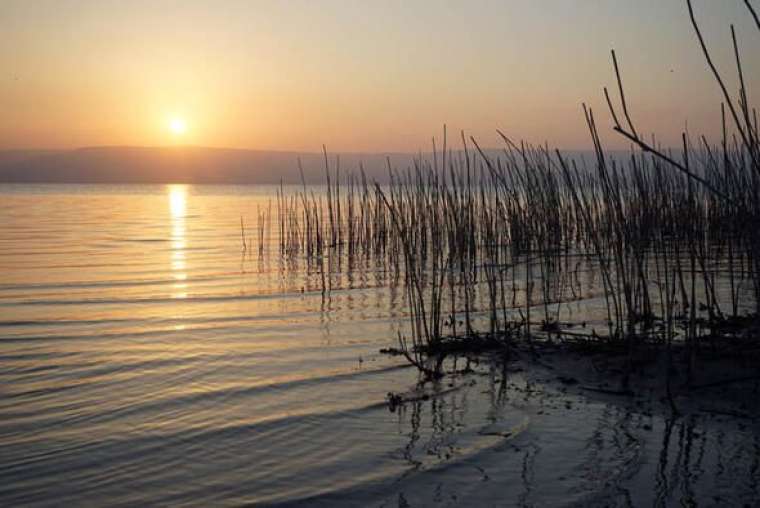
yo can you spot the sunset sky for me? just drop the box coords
[2,0,757,152]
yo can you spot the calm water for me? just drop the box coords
[1,183,759,507]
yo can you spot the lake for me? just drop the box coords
[1,183,758,507]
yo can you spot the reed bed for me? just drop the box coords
[247,0,760,387]
[253,130,757,381]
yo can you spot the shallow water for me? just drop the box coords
[1,183,758,507]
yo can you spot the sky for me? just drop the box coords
[1,0,757,152]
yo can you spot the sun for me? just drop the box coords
[169,117,187,136]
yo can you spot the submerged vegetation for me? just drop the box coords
[248,0,760,404]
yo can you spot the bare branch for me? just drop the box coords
[686,0,751,152]
[612,125,733,202]
[745,0,760,32]
[732,24,756,148]
[603,86,622,130]
[610,50,638,138]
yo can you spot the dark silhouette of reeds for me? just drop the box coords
[258,138,756,382]
[248,0,759,388]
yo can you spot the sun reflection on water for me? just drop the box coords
[168,185,188,299]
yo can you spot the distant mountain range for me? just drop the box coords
[0,145,612,185]
[0,146,422,185]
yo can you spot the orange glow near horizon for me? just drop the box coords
[1,1,758,152]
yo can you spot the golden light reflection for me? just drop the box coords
[169,185,187,218]
[172,258,186,272]
[168,185,188,299]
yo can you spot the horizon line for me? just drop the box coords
[0,143,646,156]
